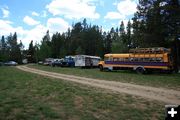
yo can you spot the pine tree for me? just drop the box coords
[161,0,180,71]
[7,32,22,63]
[126,20,132,49]
[51,33,61,58]
[34,42,40,62]
[70,22,83,55]
[0,36,8,61]
[104,32,112,54]
[132,0,175,47]
[119,21,126,43]
[119,21,128,52]
[43,30,50,42]
[39,41,52,60]
[0,36,6,51]
[28,40,35,63]
[39,32,52,60]
[19,40,24,51]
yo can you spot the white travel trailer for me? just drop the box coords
[75,55,101,67]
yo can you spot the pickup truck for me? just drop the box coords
[61,56,75,67]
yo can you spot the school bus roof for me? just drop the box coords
[104,54,130,58]
[104,53,166,58]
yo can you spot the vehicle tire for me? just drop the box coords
[90,64,93,69]
[174,68,179,73]
[136,67,145,74]
[99,65,104,71]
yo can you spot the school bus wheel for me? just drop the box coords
[135,67,145,74]
[99,65,104,71]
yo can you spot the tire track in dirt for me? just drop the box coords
[16,65,180,104]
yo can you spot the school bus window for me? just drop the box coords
[124,58,129,61]
[105,57,112,61]
[144,58,150,62]
[156,58,162,62]
[113,58,118,61]
[109,57,113,61]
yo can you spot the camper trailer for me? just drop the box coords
[75,55,101,68]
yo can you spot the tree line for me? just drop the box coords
[0,0,179,67]
[28,19,133,62]
[0,33,24,63]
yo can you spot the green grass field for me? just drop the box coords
[29,64,180,91]
[0,66,165,120]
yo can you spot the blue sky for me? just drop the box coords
[0,0,138,48]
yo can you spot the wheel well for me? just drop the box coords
[134,66,145,71]
[98,64,103,67]
[134,66,146,74]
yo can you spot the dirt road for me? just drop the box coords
[17,65,180,104]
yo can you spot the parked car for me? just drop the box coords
[51,60,63,67]
[38,61,43,65]
[4,61,18,66]
[43,58,54,66]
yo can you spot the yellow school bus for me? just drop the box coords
[98,47,174,74]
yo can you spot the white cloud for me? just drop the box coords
[1,6,9,18]
[20,24,47,47]
[105,0,137,20]
[0,21,47,49]
[21,18,70,48]
[0,19,28,46]
[0,18,48,48]
[0,17,70,49]
[104,12,125,19]
[47,17,70,33]
[117,0,137,16]
[21,18,70,47]
[32,11,47,17]
[32,11,39,16]
[0,20,27,39]
[23,16,40,26]
[0,20,14,35]
[46,0,100,19]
